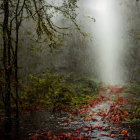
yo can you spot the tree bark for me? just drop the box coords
[14,0,20,119]
[3,0,11,120]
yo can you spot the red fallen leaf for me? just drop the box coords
[84,133,90,139]
[82,109,90,113]
[83,125,102,131]
[101,133,110,137]
[74,130,80,134]
[83,104,92,108]
[98,111,106,116]
[62,121,69,125]
[78,136,84,140]
[91,117,96,121]
[85,134,89,136]
[99,128,104,131]
[83,125,96,131]
[101,133,115,138]
[72,120,78,123]
[31,136,36,140]
[60,132,67,136]
[47,131,52,136]
[89,99,95,104]
[71,134,78,140]
[124,111,128,115]
[84,116,91,120]
[83,127,89,131]
[121,130,128,135]
[110,134,115,137]
[68,116,73,120]
[93,126,102,129]
[53,135,59,140]
[77,110,84,114]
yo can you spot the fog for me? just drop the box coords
[78,0,140,85]
[1,0,140,85]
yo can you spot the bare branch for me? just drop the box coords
[10,0,26,25]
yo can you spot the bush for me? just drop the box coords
[21,69,101,111]
[72,77,101,95]
[125,82,140,94]
[124,82,140,123]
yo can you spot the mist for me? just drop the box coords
[0,0,140,139]
[77,0,140,85]
[5,0,138,85]
[0,0,139,85]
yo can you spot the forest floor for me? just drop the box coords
[0,85,140,140]
[27,85,140,140]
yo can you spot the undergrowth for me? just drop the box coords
[0,69,101,116]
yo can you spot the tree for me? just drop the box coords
[0,0,80,120]
[2,0,12,120]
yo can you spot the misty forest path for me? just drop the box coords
[29,86,131,140]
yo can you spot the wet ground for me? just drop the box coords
[0,87,140,140]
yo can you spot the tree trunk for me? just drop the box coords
[14,0,20,118]
[3,0,11,120]
[15,22,19,118]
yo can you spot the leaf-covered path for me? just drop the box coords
[29,86,132,140]
[0,85,139,140]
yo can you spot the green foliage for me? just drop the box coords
[21,70,101,111]
[23,0,81,49]
[124,83,140,119]
[133,31,140,40]
[71,94,89,106]
[123,82,140,124]
[125,82,140,94]
[72,77,101,95]
[22,70,74,110]
[71,94,98,107]
[129,99,140,121]
[125,118,140,123]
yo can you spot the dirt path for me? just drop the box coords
[1,86,137,140]
[29,86,131,140]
